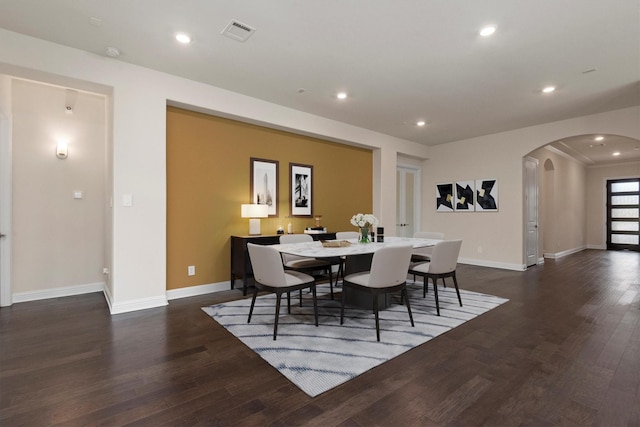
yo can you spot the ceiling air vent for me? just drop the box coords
[221,20,256,42]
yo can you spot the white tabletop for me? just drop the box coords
[271,236,440,258]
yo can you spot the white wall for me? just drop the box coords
[0,28,430,313]
[423,107,640,270]
[11,79,106,298]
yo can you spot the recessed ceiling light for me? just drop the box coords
[479,26,497,37]
[542,86,556,93]
[594,136,604,141]
[417,121,426,127]
[336,92,348,100]
[612,152,621,156]
[176,33,191,44]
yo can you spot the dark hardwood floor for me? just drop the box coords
[1,250,639,426]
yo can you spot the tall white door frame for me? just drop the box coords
[524,157,539,267]
[0,103,12,307]
[396,164,421,238]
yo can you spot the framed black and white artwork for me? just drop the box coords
[436,182,454,212]
[455,180,475,211]
[475,179,499,211]
[250,157,278,217]
[290,163,313,217]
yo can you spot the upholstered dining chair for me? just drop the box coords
[279,234,335,299]
[333,231,360,282]
[411,231,445,262]
[411,231,445,282]
[340,244,414,341]
[247,243,319,340]
[408,239,462,316]
[335,231,359,240]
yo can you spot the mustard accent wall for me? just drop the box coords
[167,107,373,290]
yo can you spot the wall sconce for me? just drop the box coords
[56,141,68,159]
[241,204,269,235]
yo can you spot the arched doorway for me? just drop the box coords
[525,133,640,262]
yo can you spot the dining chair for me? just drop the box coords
[279,234,335,299]
[335,231,359,240]
[408,239,462,316]
[340,244,414,341]
[247,243,319,340]
[411,231,444,261]
[411,231,444,282]
[333,231,360,282]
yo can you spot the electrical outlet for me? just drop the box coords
[102,267,110,275]
[477,246,483,253]
[188,265,195,276]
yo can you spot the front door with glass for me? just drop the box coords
[607,178,640,251]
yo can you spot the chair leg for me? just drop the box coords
[328,268,334,300]
[311,284,319,326]
[452,272,462,307]
[433,277,440,316]
[373,293,380,342]
[402,286,415,327]
[340,284,347,325]
[274,292,282,340]
[248,287,259,323]
[423,276,428,298]
[288,292,292,314]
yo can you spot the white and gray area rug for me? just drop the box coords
[203,280,508,397]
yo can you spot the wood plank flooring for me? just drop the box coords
[1,249,639,426]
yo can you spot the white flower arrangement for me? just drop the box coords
[350,213,379,228]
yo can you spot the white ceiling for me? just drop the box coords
[1,0,639,164]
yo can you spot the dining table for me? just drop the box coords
[271,236,441,260]
[271,236,442,308]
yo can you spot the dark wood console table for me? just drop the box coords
[230,233,336,295]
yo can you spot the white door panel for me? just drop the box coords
[524,157,539,267]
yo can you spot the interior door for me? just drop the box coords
[524,157,539,267]
[0,111,11,306]
[396,166,420,237]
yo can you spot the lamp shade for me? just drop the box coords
[241,204,269,218]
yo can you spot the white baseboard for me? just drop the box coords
[12,282,105,303]
[166,281,232,300]
[543,245,586,259]
[458,258,526,271]
[587,244,606,250]
[108,294,168,315]
[103,283,115,312]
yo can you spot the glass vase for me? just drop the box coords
[359,227,370,243]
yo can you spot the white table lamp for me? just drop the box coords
[241,204,269,235]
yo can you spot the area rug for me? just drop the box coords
[202,280,508,397]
